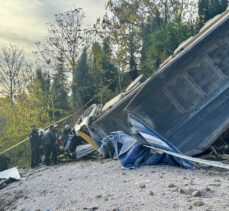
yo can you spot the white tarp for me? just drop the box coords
[0,167,20,180]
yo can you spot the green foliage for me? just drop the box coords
[89,41,118,104]
[140,10,163,75]
[139,0,201,77]
[50,54,70,118]
[143,22,195,75]
[0,70,53,152]
[51,76,69,116]
[36,68,50,99]
[198,0,228,23]
[101,38,119,92]
[73,48,92,109]
[0,91,51,151]
[72,40,118,108]
[0,115,5,134]
[101,0,143,80]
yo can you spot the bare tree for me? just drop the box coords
[0,44,31,104]
[34,7,90,75]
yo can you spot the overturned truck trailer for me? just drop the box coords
[87,10,229,156]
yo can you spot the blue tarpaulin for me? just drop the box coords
[99,114,194,169]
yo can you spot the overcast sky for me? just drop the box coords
[0,0,106,57]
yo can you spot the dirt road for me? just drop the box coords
[1,160,229,211]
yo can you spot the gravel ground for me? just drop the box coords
[1,160,229,211]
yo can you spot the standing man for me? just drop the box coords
[43,125,58,165]
[29,125,41,168]
[62,124,72,146]
[38,128,45,164]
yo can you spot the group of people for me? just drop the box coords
[29,124,83,168]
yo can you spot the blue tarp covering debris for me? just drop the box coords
[99,114,194,169]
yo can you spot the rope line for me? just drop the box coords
[0,114,73,155]
[0,76,119,155]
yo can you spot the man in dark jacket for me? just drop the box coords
[43,125,58,165]
[29,125,42,168]
[62,124,72,146]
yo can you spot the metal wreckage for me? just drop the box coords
[72,9,229,170]
[0,12,229,188]
[1,8,229,192]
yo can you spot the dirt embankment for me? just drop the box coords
[1,160,229,211]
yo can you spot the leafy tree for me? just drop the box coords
[144,22,196,74]
[73,42,118,109]
[50,53,70,119]
[140,9,163,75]
[0,47,53,151]
[72,48,92,109]
[198,0,228,24]
[88,41,118,104]
[89,42,105,103]
[139,0,198,76]
[98,0,198,80]
[0,63,70,152]
[0,79,51,151]
[101,38,118,92]
[98,0,143,82]
[35,68,50,101]
[26,81,51,125]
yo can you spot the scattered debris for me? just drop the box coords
[178,188,185,194]
[193,201,205,207]
[149,191,154,196]
[0,167,20,180]
[168,183,176,188]
[112,208,121,211]
[0,167,20,189]
[139,184,146,189]
[188,205,192,209]
[87,207,99,211]
[205,187,211,192]
[192,190,201,197]
[208,183,221,187]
